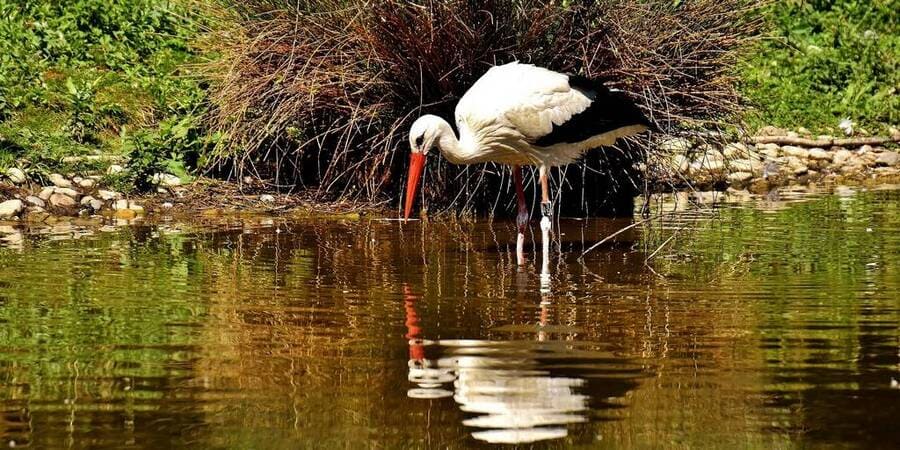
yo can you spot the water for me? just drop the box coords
[1,187,898,448]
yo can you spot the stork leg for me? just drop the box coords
[539,165,552,232]
[512,165,528,266]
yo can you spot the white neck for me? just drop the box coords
[432,118,476,164]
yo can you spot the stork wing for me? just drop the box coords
[456,62,593,141]
[456,62,651,152]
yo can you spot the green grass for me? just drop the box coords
[741,0,899,134]
[0,0,210,190]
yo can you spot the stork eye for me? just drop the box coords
[415,135,424,147]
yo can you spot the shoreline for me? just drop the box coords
[2,131,899,224]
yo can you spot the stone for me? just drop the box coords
[722,142,750,159]
[72,176,84,184]
[78,178,96,189]
[757,143,780,158]
[797,127,811,136]
[80,195,95,207]
[659,137,692,153]
[833,149,854,166]
[758,126,786,136]
[786,156,808,176]
[808,148,832,161]
[25,196,45,208]
[89,199,104,211]
[49,173,72,188]
[152,173,182,187]
[0,200,24,219]
[786,131,799,138]
[161,202,174,209]
[97,190,121,201]
[38,187,54,201]
[106,164,125,175]
[727,171,753,185]
[728,158,762,173]
[260,194,276,202]
[671,154,690,173]
[875,151,900,167]
[5,168,26,184]
[114,199,143,213]
[49,193,77,208]
[782,146,809,159]
[859,144,873,153]
[54,187,81,198]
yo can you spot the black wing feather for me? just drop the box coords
[534,75,653,148]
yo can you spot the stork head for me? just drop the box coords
[404,115,444,220]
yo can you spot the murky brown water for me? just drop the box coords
[1,186,899,448]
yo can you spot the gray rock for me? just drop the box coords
[727,171,753,185]
[759,126,787,136]
[782,146,810,159]
[106,164,125,175]
[54,187,81,200]
[875,151,900,167]
[80,195,95,206]
[729,159,762,173]
[97,190,121,201]
[49,173,73,188]
[113,199,144,213]
[49,193,77,208]
[152,173,182,187]
[5,168,26,184]
[659,137,692,153]
[90,199,104,211]
[25,196,45,208]
[671,154,690,173]
[833,149,854,166]
[260,194,276,202]
[808,148,832,161]
[38,187,55,201]
[78,178,96,189]
[785,156,808,176]
[757,143,780,158]
[0,199,24,219]
[161,202,174,209]
[859,144,873,153]
[722,143,749,158]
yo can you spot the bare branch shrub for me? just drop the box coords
[201,0,763,216]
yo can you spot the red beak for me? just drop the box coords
[403,152,426,221]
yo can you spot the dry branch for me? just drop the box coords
[201,0,764,215]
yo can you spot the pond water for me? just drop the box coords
[1,186,899,449]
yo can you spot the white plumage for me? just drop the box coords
[409,62,649,168]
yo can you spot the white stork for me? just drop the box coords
[404,62,653,261]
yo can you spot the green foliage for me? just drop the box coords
[0,0,211,190]
[741,0,899,133]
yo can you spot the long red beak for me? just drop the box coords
[403,152,426,221]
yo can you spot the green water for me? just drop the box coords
[1,187,899,449]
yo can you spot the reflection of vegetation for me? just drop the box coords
[1,189,898,447]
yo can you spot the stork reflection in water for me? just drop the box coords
[402,285,587,445]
